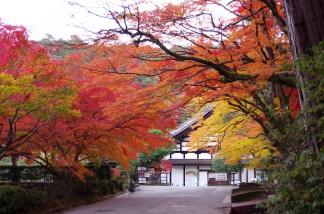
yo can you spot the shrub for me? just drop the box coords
[97,183,111,195]
[0,185,28,214]
[261,43,324,213]
[28,189,48,207]
[0,185,48,214]
[117,180,124,191]
[111,180,124,191]
[107,181,117,194]
[262,150,324,214]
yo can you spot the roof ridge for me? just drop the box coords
[169,105,215,137]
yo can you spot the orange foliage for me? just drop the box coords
[30,44,180,178]
[76,0,299,161]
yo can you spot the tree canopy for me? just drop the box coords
[0,21,179,179]
[1,0,323,211]
[73,0,300,165]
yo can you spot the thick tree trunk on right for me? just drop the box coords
[283,0,324,153]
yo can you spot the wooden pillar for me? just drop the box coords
[197,165,199,186]
[254,168,256,180]
[183,165,186,186]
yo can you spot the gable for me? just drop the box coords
[170,105,215,139]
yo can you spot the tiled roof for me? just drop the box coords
[169,105,215,137]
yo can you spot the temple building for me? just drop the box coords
[164,106,262,186]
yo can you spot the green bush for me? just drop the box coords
[0,185,48,214]
[107,181,117,194]
[111,180,124,191]
[96,180,124,195]
[0,185,28,214]
[117,180,124,191]
[263,150,324,214]
[97,183,111,195]
[261,43,324,214]
[28,189,48,207]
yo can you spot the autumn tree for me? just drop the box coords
[189,100,282,168]
[0,21,180,182]
[0,22,77,167]
[71,0,323,211]
[72,0,299,159]
[29,43,179,180]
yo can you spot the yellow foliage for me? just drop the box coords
[189,99,279,168]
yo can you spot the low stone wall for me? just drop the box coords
[221,185,269,214]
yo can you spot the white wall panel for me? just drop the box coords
[185,166,197,186]
[185,153,197,159]
[171,166,184,186]
[172,153,184,159]
[199,171,208,186]
[199,153,212,159]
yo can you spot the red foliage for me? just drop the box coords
[160,159,173,172]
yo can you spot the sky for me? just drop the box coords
[0,0,96,40]
[0,0,169,41]
[0,0,229,41]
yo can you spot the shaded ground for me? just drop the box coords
[62,185,234,214]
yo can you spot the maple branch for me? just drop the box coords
[268,73,295,88]
[222,6,268,30]
[4,47,31,73]
[76,2,296,89]
[184,82,221,91]
[93,7,255,84]
[258,0,287,35]
[227,98,271,136]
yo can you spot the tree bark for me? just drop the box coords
[10,155,19,182]
[283,0,324,153]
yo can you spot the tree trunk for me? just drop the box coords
[283,0,324,154]
[10,155,20,182]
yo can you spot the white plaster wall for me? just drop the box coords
[166,171,171,184]
[185,153,197,159]
[234,173,241,183]
[199,153,213,159]
[172,153,184,159]
[171,166,184,186]
[182,146,190,151]
[185,166,198,186]
[241,168,256,183]
[248,169,256,182]
[241,168,247,182]
[199,171,208,186]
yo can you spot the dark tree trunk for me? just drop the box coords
[283,0,324,153]
[10,155,20,182]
